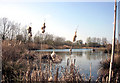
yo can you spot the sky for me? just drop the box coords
[0,1,118,43]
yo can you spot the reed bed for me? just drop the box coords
[2,48,92,82]
[2,40,115,82]
[98,55,120,82]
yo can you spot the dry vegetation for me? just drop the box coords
[2,40,94,82]
[1,17,117,82]
[98,55,120,82]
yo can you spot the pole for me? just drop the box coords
[109,0,117,81]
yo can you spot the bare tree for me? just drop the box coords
[21,27,28,42]
[96,38,101,44]
[92,37,97,43]
[54,36,65,46]
[76,40,83,45]
[44,33,53,45]
[0,18,11,40]
[102,37,107,45]
[0,18,21,40]
[34,31,44,44]
[86,37,91,44]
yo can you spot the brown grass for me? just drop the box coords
[2,40,104,82]
[98,55,120,82]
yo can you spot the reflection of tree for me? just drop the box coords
[85,51,109,60]
[72,52,83,57]
[56,52,66,60]
[85,51,92,60]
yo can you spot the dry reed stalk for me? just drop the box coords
[20,70,22,81]
[45,64,48,81]
[73,69,76,82]
[54,67,59,82]
[70,63,74,74]
[102,77,105,82]
[38,68,42,81]
[67,58,70,67]
[50,61,52,77]
[106,76,108,82]
[116,73,119,83]
[89,63,92,82]
[48,76,53,82]
[35,70,37,81]
[39,55,42,73]
[78,72,83,82]
[74,59,76,66]
[75,66,82,82]
[61,74,65,81]
[22,72,26,81]
[30,70,34,81]
[65,67,68,75]
[112,70,114,78]
[37,69,40,81]
[48,54,51,78]
[26,69,30,81]
[73,31,77,42]
[46,71,48,82]
[69,46,72,55]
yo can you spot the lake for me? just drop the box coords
[36,49,110,80]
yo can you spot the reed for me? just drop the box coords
[3,50,97,82]
[2,32,106,82]
[99,55,120,82]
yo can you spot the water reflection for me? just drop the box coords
[38,49,109,80]
[84,51,109,61]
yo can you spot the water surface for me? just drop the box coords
[36,49,109,80]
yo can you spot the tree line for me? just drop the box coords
[0,17,70,46]
[86,37,108,47]
[0,17,108,48]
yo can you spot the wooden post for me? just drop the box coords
[49,54,51,77]
[109,0,117,82]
